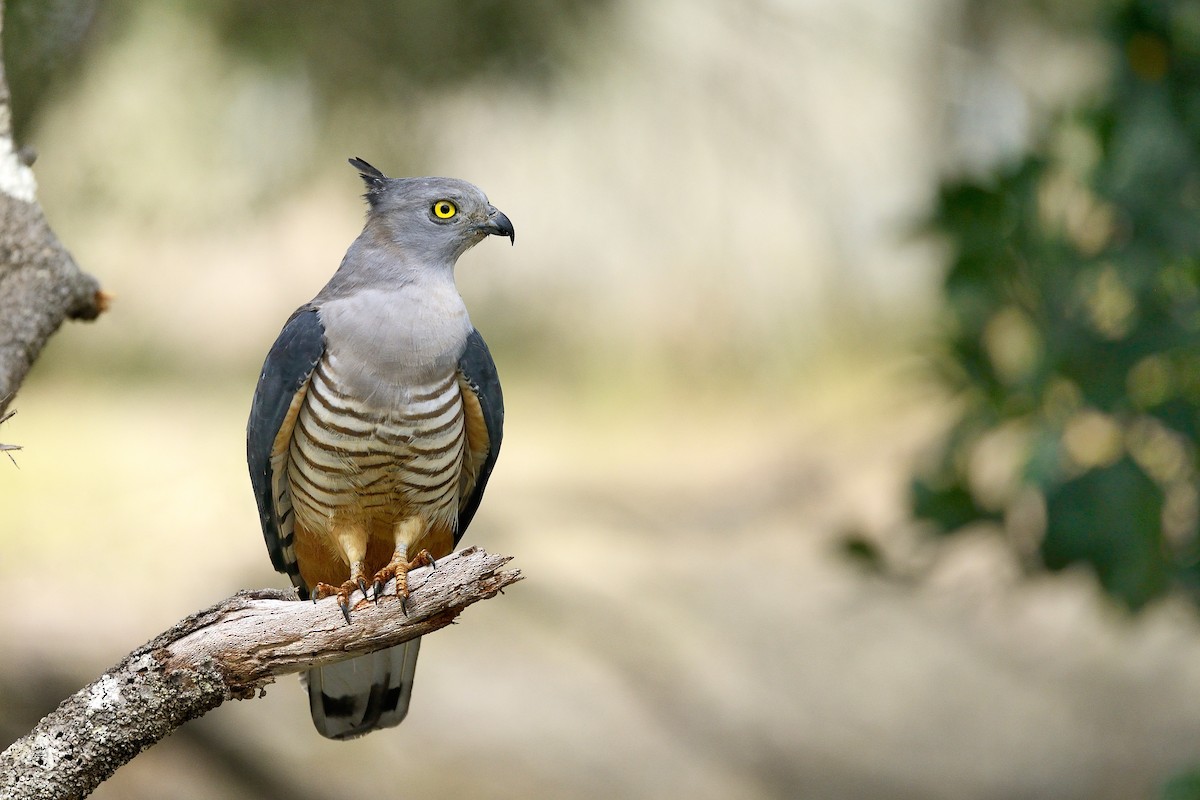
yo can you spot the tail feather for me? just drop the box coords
[306,638,421,740]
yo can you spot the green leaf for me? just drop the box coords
[1160,766,1200,800]
[1042,458,1169,610]
[912,478,995,534]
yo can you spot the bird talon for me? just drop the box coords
[411,549,435,572]
[314,579,361,624]
[363,548,431,614]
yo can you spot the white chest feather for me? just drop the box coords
[287,357,467,532]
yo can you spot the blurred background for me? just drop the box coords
[6,0,1200,797]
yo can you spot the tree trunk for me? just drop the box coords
[0,0,107,421]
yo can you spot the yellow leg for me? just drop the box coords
[368,517,435,612]
[312,525,369,624]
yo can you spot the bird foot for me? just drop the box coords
[369,550,437,613]
[312,576,370,624]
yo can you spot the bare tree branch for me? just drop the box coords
[0,0,107,425]
[0,546,522,800]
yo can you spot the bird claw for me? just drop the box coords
[312,579,363,625]
[366,549,436,615]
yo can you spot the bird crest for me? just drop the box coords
[348,157,389,206]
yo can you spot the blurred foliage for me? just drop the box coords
[4,0,611,143]
[193,0,605,95]
[1165,767,1200,800]
[914,0,1200,611]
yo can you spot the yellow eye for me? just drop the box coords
[432,200,457,219]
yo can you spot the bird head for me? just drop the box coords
[349,157,514,265]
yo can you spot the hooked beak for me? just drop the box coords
[478,206,515,245]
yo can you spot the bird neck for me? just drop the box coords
[319,232,460,301]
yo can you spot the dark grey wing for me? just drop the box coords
[247,305,325,591]
[456,328,504,543]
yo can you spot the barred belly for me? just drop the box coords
[286,354,466,550]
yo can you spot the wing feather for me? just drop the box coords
[455,328,503,541]
[247,305,326,591]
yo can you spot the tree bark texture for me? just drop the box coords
[0,546,521,800]
[0,0,106,418]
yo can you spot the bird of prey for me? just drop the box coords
[246,158,510,739]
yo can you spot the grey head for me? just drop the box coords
[349,157,514,265]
